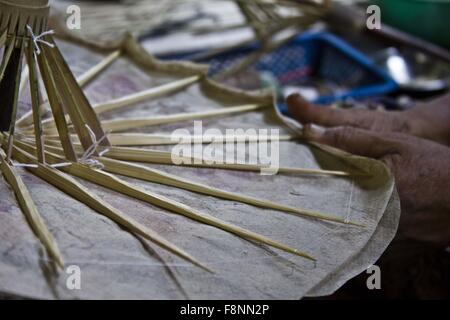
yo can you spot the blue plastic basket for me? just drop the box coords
[160,32,398,113]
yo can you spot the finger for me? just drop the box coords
[379,154,399,174]
[286,93,368,128]
[303,124,399,158]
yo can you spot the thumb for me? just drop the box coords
[303,124,399,158]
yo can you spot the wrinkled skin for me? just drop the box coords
[287,94,450,146]
[286,94,450,245]
[288,93,450,298]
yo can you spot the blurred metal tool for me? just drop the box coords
[373,47,449,95]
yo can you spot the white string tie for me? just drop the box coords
[80,125,110,169]
[26,25,55,55]
[51,162,72,168]
[12,162,38,169]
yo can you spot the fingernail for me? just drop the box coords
[288,93,305,102]
[286,93,300,104]
[303,124,325,140]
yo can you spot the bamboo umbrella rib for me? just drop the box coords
[103,146,354,177]
[48,41,110,147]
[16,50,120,129]
[29,141,353,177]
[0,29,7,48]
[25,41,45,163]
[0,35,15,81]
[77,50,121,88]
[30,75,204,132]
[106,132,297,146]
[31,103,267,134]
[0,0,340,275]
[11,145,211,273]
[41,132,297,146]
[42,44,97,151]
[4,39,25,161]
[14,140,316,261]
[97,157,361,226]
[99,104,268,132]
[19,63,29,94]
[0,0,341,277]
[15,138,358,225]
[0,149,64,268]
[69,162,315,261]
[92,75,202,114]
[36,47,78,162]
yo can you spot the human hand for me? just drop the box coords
[286,94,450,146]
[303,124,450,245]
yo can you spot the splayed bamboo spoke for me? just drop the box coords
[14,141,315,261]
[25,40,45,163]
[93,75,202,115]
[35,75,204,131]
[101,104,269,132]
[103,146,353,176]
[79,169,316,261]
[15,139,357,226]
[11,145,210,272]
[0,35,15,81]
[15,50,120,129]
[0,30,7,48]
[111,133,295,145]
[98,157,360,226]
[77,50,121,88]
[71,163,314,260]
[31,141,353,177]
[105,132,297,146]
[37,103,267,134]
[19,63,29,94]
[19,44,111,145]
[0,0,356,276]
[42,132,297,146]
[0,149,63,268]
[2,38,25,161]
[42,44,97,151]
[37,44,77,162]
[46,40,110,147]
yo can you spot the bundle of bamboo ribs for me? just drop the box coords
[1,0,365,274]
